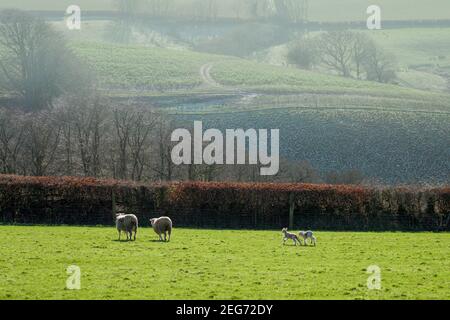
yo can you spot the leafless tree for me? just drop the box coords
[0,109,25,174]
[325,169,365,185]
[272,0,306,23]
[128,109,156,181]
[62,96,106,178]
[150,116,175,181]
[363,43,397,83]
[317,31,355,77]
[352,33,373,79]
[0,10,83,111]
[23,112,61,176]
[276,159,320,183]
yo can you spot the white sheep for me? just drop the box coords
[282,228,301,246]
[299,230,317,246]
[116,213,138,241]
[149,216,172,242]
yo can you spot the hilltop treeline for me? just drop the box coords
[0,175,448,230]
[0,99,368,184]
[116,0,308,23]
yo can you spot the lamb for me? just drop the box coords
[115,213,138,241]
[298,230,317,246]
[149,216,172,242]
[282,228,301,246]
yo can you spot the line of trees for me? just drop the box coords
[287,31,397,83]
[115,0,307,23]
[0,10,91,112]
[0,10,365,185]
[0,99,365,184]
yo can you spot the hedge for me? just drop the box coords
[0,175,449,231]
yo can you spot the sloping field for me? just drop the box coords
[368,28,450,69]
[73,42,450,106]
[73,42,230,92]
[71,42,450,183]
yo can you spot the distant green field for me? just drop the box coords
[2,0,450,21]
[367,28,450,68]
[308,0,450,22]
[210,59,449,103]
[73,42,227,92]
[72,41,450,109]
[0,226,449,300]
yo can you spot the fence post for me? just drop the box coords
[112,190,116,220]
[289,193,295,230]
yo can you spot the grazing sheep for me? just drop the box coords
[116,213,138,241]
[149,216,172,242]
[282,228,301,246]
[299,230,317,246]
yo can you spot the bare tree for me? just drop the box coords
[0,10,83,111]
[150,117,175,181]
[128,109,156,181]
[352,33,373,79]
[0,109,25,174]
[276,159,320,183]
[272,0,306,23]
[325,169,365,185]
[23,112,61,176]
[113,108,135,180]
[62,96,106,177]
[363,43,397,83]
[317,31,356,77]
[287,37,319,69]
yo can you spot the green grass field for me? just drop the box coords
[72,41,450,108]
[368,28,450,68]
[0,226,449,300]
[73,42,229,92]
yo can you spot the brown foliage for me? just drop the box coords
[0,175,449,230]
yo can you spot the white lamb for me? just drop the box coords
[149,216,172,242]
[299,230,317,246]
[282,228,301,246]
[116,213,138,241]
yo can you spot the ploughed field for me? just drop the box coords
[71,42,450,183]
[0,226,449,300]
[176,107,450,184]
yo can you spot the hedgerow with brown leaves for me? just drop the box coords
[0,175,448,230]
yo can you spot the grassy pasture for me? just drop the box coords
[73,42,229,92]
[368,28,450,68]
[72,41,450,108]
[0,226,449,300]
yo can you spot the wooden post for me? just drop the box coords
[112,190,117,219]
[289,193,295,230]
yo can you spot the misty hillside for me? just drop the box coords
[67,41,450,184]
[0,1,449,184]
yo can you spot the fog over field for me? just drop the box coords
[0,0,449,184]
[2,0,450,21]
